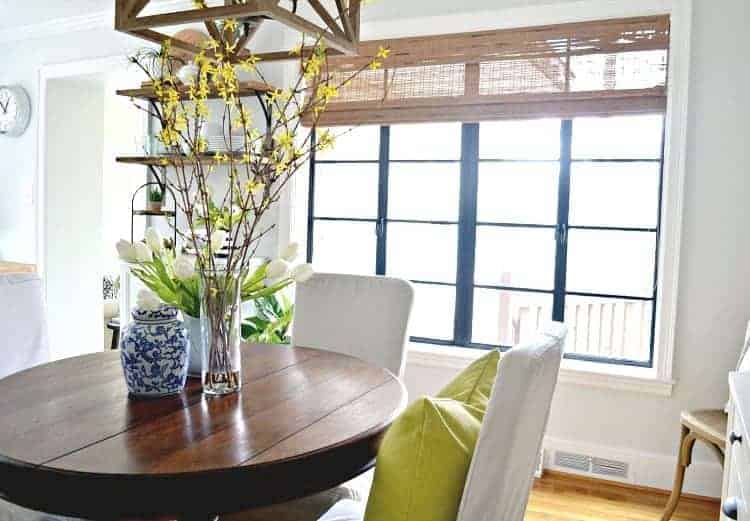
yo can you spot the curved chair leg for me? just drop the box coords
[661,426,698,521]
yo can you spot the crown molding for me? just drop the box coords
[0,0,193,45]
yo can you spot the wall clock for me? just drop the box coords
[0,86,31,137]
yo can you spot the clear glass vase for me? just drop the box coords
[200,268,242,396]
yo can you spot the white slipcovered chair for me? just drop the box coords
[0,272,50,379]
[292,273,415,377]
[319,322,568,521]
[228,273,414,521]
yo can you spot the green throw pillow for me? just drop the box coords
[436,349,501,417]
[363,397,482,521]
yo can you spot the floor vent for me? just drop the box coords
[554,451,591,472]
[592,457,629,479]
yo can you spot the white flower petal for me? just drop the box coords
[174,254,196,280]
[266,259,290,279]
[116,239,138,263]
[292,263,314,283]
[134,242,153,263]
[136,289,162,311]
[144,227,164,254]
[210,230,228,252]
[281,242,300,262]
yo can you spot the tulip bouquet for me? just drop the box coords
[117,228,312,325]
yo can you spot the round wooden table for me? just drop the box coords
[0,344,406,520]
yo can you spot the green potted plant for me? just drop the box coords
[147,187,164,212]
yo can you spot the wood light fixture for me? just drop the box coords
[114,0,361,62]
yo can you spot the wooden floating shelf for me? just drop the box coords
[133,210,176,217]
[116,80,274,102]
[117,153,243,166]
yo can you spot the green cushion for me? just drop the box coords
[363,397,482,521]
[436,349,501,417]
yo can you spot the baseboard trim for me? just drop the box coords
[543,436,723,499]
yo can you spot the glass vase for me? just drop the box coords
[200,268,242,396]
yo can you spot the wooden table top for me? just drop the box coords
[0,344,406,519]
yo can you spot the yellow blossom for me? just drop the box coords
[223,19,239,33]
[376,46,391,60]
[238,55,260,72]
[317,130,336,150]
[276,131,295,150]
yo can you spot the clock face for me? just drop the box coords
[0,87,31,137]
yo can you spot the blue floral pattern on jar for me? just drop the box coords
[120,305,189,397]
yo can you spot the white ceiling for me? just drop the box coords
[0,0,578,31]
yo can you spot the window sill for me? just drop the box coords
[406,342,674,397]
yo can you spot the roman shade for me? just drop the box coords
[308,16,670,126]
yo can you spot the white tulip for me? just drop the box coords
[136,288,162,311]
[144,227,164,254]
[174,254,196,280]
[292,263,314,283]
[266,258,290,279]
[210,229,228,252]
[281,242,300,262]
[116,239,138,263]
[134,242,153,263]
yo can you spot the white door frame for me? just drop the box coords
[35,54,129,297]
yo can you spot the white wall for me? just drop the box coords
[0,29,136,262]
[0,0,748,498]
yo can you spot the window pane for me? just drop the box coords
[479,119,561,160]
[477,162,559,224]
[410,283,456,341]
[572,115,663,159]
[569,50,668,92]
[316,126,380,161]
[569,162,660,228]
[312,220,376,275]
[472,289,553,346]
[314,164,379,218]
[388,163,460,221]
[389,123,461,160]
[566,230,656,297]
[564,295,652,363]
[386,223,457,283]
[474,226,556,290]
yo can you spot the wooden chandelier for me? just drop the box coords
[114,0,361,61]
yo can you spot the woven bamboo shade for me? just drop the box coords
[308,16,670,126]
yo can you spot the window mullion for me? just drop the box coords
[454,123,480,345]
[552,120,573,321]
[306,132,317,263]
[375,126,390,275]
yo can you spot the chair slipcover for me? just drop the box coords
[317,323,567,521]
[456,322,567,521]
[293,273,414,377]
[0,273,50,379]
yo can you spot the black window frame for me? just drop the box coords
[307,117,665,368]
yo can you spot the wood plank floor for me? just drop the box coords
[527,472,720,521]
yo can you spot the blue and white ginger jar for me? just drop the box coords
[120,305,189,397]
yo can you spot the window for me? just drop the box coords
[307,114,664,367]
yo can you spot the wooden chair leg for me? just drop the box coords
[661,425,698,521]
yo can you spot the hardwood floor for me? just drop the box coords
[527,472,720,521]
